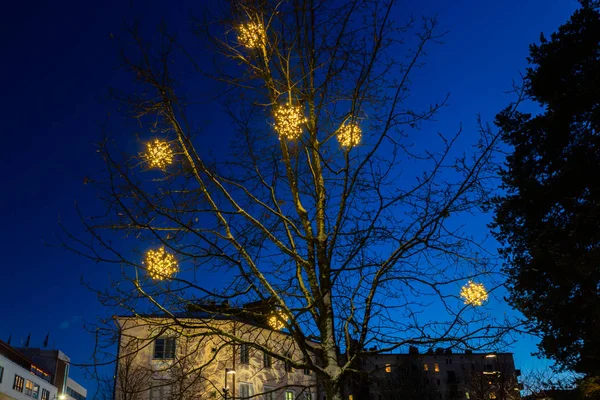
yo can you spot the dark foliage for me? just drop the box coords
[492,1,600,376]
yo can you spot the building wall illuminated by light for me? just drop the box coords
[115,310,319,400]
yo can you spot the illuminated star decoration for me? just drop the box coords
[145,139,174,170]
[274,104,306,141]
[337,121,362,148]
[267,309,287,330]
[460,281,489,306]
[145,246,178,281]
[237,21,267,49]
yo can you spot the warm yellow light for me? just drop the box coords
[424,363,429,371]
[145,246,178,280]
[434,363,440,372]
[237,21,266,49]
[145,139,174,170]
[267,309,287,330]
[337,122,362,148]
[460,281,489,306]
[385,364,392,373]
[274,104,306,141]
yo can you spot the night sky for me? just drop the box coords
[0,0,580,397]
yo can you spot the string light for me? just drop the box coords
[267,309,287,330]
[237,21,266,49]
[337,121,362,148]
[145,246,178,280]
[460,281,489,306]
[145,139,174,170]
[274,104,306,141]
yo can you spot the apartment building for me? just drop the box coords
[0,341,58,400]
[115,302,319,400]
[350,347,522,400]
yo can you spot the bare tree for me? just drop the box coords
[67,0,523,399]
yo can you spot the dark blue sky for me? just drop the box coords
[0,0,580,396]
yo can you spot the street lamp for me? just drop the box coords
[223,368,236,399]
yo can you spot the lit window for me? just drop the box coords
[490,393,497,399]
[32,383,40,399]
[41,389,50,400]
[240,383,254,400]
[14,375,25,392]
[434,363,440,372]
[424,364,429,371]
[385,364,392,373]
[349,395,354,400]
[285,391,294,400]
[240,344,250,364]
[25,380,34,397]
[465,392,470,400]
[153,337,176,359]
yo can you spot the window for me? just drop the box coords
[423,363,429,371]
[263,386,275,400]
[66,387,86,400]
[489,393,497,399]
[349,395,353,400]
[304,391,312,400]
[150,383,172,400]
[263,352,272,368]
[304,357,311,375]
[25,380,34,397]
[0,365,3,383]
[153,337,176,359]
[385,363,391,373]
[285,354,293,372]
[446,358,452,365]
[14,375,25,392]
[41,389,50,400]
[434,363,440,372]
[240,383,254,400]
[285,391,295,400]
[32,383,40,399]
[437,379,440,386]
[465,392,470,400]
[240,344,250,364]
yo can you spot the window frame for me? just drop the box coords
[240,343,250,365]
[153,337,176,360]
[41,389,50,400]
[239,382,254,400]
[285,390,295,400]
[14,375,25,392]
[32,383,40,399]
[263,351,272,368]
[0,365,3,383]
[25,379,34,397]
[263,386,275,400]
[149,382,172,400]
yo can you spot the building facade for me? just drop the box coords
[0,341,58,400]
[115,312,320,400]
[354,348,522,400]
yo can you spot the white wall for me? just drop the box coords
[0,355,57,400]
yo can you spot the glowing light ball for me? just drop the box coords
[145,246,178,280]
[274,104,306,141]
[460,281,489,306]
[337,122,362,148]
[267,309,287,330]
[237,21,266,49]
[145,139,174,170]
